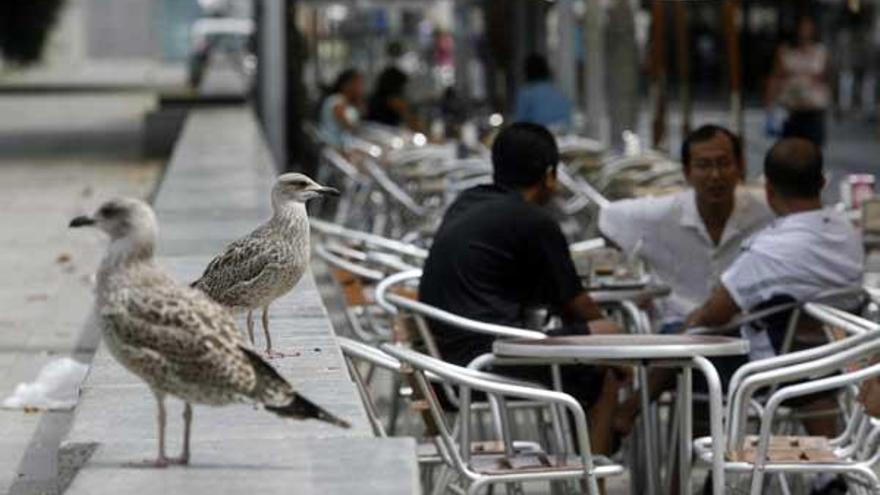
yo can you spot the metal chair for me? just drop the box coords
[693,303,880,494]
[381,343,625,495]
[338,337,554,494]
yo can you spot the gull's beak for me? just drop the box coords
[315,186,340,197]
[69,216,96,228]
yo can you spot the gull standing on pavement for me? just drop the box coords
[71,198,349,466]
[192,173,338,357]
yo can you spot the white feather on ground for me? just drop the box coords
[2,357,89,410]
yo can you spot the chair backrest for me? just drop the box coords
[375,270,546,341]
[311,219,429,260]
[315,242,386,283]
[381,342,598,490]
[556,164,610,210]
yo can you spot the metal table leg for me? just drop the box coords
[638,364,659,495]
[679,365,693,495]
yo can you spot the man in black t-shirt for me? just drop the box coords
[419,122,623,456]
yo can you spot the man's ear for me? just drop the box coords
[544,167,558,188]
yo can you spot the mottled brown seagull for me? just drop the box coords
[70,197,349,467]
[192,173,338,357]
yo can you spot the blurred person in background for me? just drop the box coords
[365,66,417,129]
[319,69,365,148]
[514,53,572,130]
[766,15,832,146]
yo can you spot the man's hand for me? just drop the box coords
[685,284,740,329]
[588,319,622,335]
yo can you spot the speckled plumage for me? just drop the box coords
[99,263,293,407]
[73,197,348,466]
[192,205,310,312]
[191,174,338,355]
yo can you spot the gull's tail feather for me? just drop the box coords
[267,393,351,428]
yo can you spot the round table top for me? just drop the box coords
[493,334,749,361]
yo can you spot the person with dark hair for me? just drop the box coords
[419,122,624,457]
[766,15,831,146]
[319,69,365,147]
[365,66,414,128]
[513,53,572,129]
[600,124,772,332]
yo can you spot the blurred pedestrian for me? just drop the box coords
[365,67,416,129]
[319,69,364,148]
[514,53,572,130]
[766,15,832,146]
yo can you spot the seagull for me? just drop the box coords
[192,173,338,357]
[70,198,349,467]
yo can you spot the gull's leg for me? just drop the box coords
[129,390,169,467]
[261,305,283,358]
[170,402,192,465]
[246,310,255,344]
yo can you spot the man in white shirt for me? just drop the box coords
[600,124,773,329]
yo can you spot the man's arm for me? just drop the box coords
[684,284,741,329]
[564,292,620,334]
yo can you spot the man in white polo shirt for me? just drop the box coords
[600,124,773,331]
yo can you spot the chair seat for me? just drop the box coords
[728,436,846,464]
[415,439,544,460]
[469,452,622,476]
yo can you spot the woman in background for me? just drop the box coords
[766,15,831,146]
[319,69,365,148]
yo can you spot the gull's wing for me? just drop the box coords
[192,234,290,306]
[102,280,290,402]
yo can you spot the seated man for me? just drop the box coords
[419,122,622,455]
[599,124,773,332]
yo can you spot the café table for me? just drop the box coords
[493,334,749,495]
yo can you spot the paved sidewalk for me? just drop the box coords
[0,93,162,493]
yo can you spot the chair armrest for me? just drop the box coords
[314,243,386,282]
[729,335,880,449]
[727,303,880,407]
